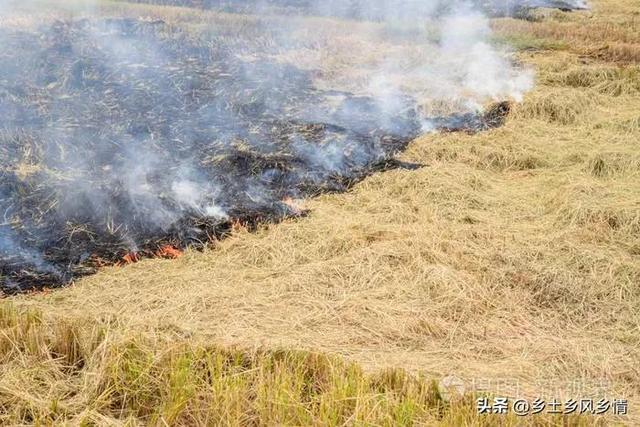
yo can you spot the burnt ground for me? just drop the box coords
[0,18,508,293]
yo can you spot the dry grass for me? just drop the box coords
[492,0,640,63]
[4,0,640,424]
[1,302,598,425]
[543,65,640,96]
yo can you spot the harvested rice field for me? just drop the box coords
[1,0,638,425]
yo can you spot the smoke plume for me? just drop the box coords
[0,0,582,292]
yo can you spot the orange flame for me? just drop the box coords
[155,245,183,259]
[119,252,140,265]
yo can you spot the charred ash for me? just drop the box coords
[478,0,589,17]
[0,18,512,293]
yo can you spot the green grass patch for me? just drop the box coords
[492,34,569,51]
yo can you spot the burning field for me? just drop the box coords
[0,2,526,292]
[0,17,417,291]
[2,0,640,425]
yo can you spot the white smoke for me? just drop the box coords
[338,0,534,114]
[438,4,534,104]
[0,0,555,289]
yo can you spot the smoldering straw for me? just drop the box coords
[0,0,583,293]
[0,18,415,292]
